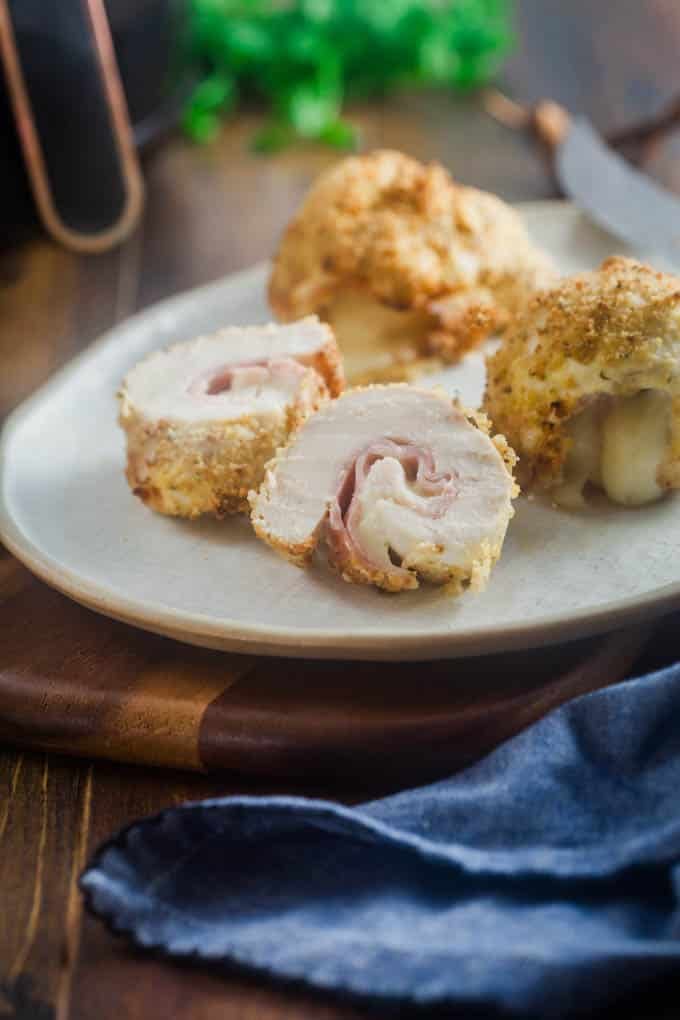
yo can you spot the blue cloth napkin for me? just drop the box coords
[81,658,680,1017]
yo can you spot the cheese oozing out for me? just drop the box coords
[323,289,432,381]
[554,390,672,508]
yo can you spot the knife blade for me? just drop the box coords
[555,117,680,267]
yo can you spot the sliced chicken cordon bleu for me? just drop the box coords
[119,317,344,518]
[250,385,518,593]
[485,257,680,508]
[269,150,554,382]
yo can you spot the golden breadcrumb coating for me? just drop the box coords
[484,256,680,499]
[269,150,554,378]
[292,322,345,397]
[121,369,328,517]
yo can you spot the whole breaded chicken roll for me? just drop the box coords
[250,385,518,593]
[485,257,680,508]
[119,317,344,518]
[269,150,554,381]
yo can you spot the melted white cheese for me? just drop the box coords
[353,458,434,569]
[552,404,602,509]
[325,289,430,381]
[555,391,671,508]
[600,391,671,506]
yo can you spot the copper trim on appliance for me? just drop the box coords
[0,0,144,253]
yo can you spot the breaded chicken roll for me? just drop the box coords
[250,385,518,593]
[119,317,344,518]
[269,150,554,381]
[485,257,680,508]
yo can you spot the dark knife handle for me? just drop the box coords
[0,0,144,252]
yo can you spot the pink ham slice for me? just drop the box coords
[250,385,518,593]
[328,439,458,585]
[189,358,308,398]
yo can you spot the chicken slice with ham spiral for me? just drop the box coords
[119,317,344,518]
[250,385,518,593]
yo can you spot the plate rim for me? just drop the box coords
[2,200,679,661]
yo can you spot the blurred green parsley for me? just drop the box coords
[183,0,514,151]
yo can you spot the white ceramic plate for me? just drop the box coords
[2,202,679,660]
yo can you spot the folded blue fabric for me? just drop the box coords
[81,661,680,1016]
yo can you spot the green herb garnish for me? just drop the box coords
[183,0,513,151]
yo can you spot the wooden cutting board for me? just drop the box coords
[0,547,659,784]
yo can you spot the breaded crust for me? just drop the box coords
[120,366,329,518]
[484,256,680,492]
[330,534,510,595]
[269,150,554,364]
[294,319,346,396]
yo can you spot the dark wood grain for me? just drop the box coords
[0,748,90,1020]
[2,3,680,1018]
[0,559,649,779]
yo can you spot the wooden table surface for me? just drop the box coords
[2,3,680,1017]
